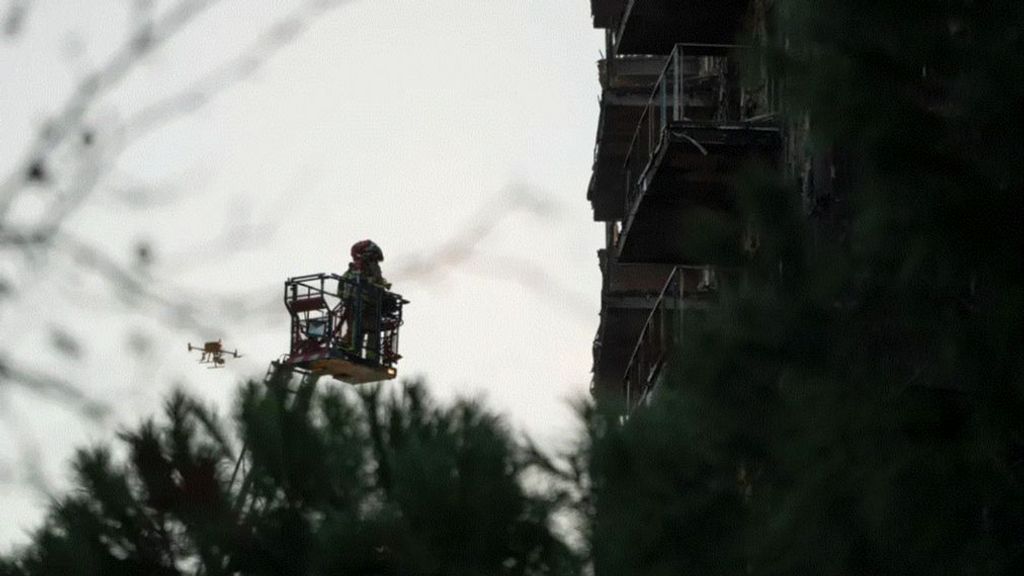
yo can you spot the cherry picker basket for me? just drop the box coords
[282,273,408,384]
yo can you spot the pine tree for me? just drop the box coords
[585,1,1023,574]
[1,372,578,576]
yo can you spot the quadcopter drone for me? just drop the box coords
[187,340,242,368]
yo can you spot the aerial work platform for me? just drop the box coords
[282,273,408,384]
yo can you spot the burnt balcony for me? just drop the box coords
[622,266,720,411]
[613,0,751,55]
[591,249,674,401]
[589,54,667,221]
[591,258,718,404]
[617,43,781,263]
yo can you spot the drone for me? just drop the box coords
[187,340,242,368]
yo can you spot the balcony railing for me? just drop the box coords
[621,43,776,215]
[622,265,719,410]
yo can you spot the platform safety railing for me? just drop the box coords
[284,273,407,368]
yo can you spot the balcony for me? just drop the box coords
[591,249,676,400]
[591,258,720,403]
[589,55,667,221]
[613,0,752,55]
[617,43,781,263]
[622,266,718,411]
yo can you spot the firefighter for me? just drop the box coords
[339,240,389,360]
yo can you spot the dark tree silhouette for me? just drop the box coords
[0,371,579,575]
[584,0,1023,574]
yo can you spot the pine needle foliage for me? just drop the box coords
[1,374,578,576]
[586,1,1023,575]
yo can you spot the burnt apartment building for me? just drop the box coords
[587,0,785,411]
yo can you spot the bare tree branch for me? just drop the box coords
[385,183,593,320]
[0,0,359,363]
[0,0,225,220]
[1,0,31,38]
[122,0,356,146]
[52,232,232,335]
[2,0,356,253]
[0,0,361,521]
[158,168,314,273]
[391,182,559,282]
[0,355,111,421]
[461,254,595,322]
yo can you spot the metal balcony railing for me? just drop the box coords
[621,43,776,220]
[622,265,719,410]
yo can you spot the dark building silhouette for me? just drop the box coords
[586,0,789,411]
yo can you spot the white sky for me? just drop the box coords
[0,0,605,548]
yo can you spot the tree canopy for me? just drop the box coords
[0,371,577,576]
[585,0,1023,574]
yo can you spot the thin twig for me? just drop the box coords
[0,0,225,219]
[0,355,111,421]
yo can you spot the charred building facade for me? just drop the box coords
[587,0,788,411]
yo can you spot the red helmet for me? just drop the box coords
[351,239,383,262]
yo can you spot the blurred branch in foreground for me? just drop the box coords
[391,182,558,283]
[0,0,357,425]
[0,0,225,221]
[0,355,110,422]
[0,0,355,251]
[1,0,31,38]
[158,182,591,323]
[390,182,594,321]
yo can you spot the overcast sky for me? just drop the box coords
[0,0,604,547]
